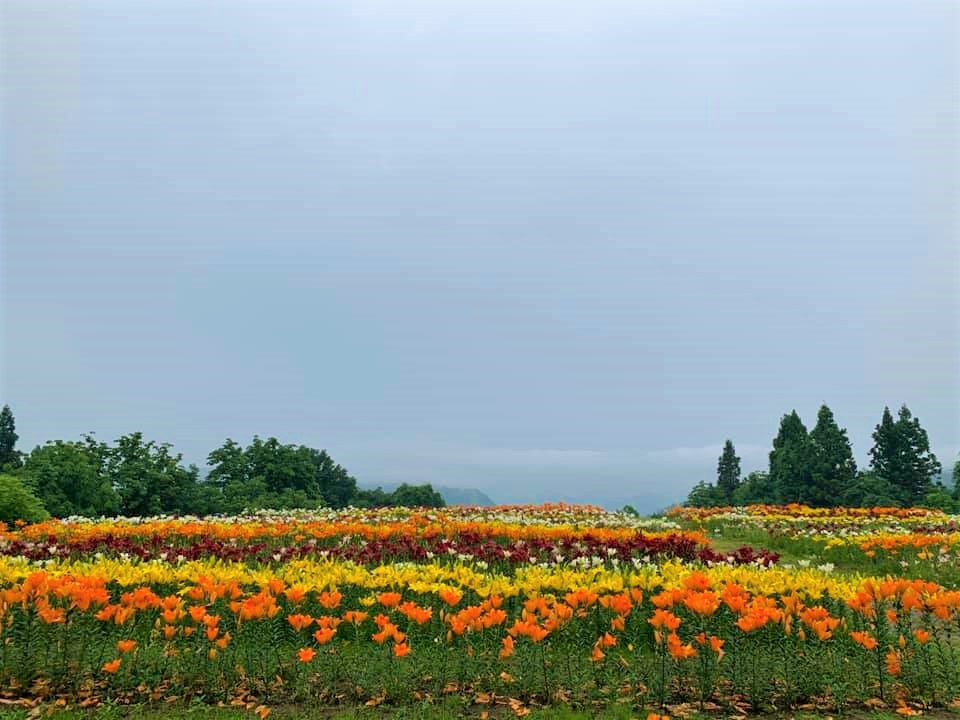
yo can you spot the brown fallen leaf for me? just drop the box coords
[365,694,386,707]
[508,698,531,718]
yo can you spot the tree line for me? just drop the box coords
[686,404,960,510]
[0,405,444,523]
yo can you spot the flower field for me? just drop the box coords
[1,505,960,716]
[672,505,960,587]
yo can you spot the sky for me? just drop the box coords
[2,0,958,510]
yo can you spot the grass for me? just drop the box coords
[0,703,958,720]
[700,524,957,581]
[0,702,632,720]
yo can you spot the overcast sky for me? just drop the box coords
[2,0,958,509]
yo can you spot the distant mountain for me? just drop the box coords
[357,481,494,507]
[437,486,495,506]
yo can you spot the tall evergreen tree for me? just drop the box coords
[0,405,21,469]
[869,406,898,480]
[716,440,741,502]
[769,410,812,503]
[895,405,940,503]
[870,405,941,505]
[808,404,857,507]
[952,456,960,501]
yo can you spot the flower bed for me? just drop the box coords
[0,505,957,714]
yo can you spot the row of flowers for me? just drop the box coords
[670,504,952,522]
[0,529,778,569]
[5,504,680,536]
[669,505,960,579]
[0,554,900,603]
[3,516,685,548]
[1,568,959,710]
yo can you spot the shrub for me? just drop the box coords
[686,481,725,507]
[0,474,49,526]
[840,471,903,508]
[920,485,958,513]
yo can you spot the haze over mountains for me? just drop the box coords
[345,444,705,512]
[351,436,959,513]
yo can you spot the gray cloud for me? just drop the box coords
[1,0,957,510]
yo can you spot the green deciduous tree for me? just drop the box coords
[869,405,942,504]
[808,404,857,506]
[921,486,958,513]
[107,433,204,516]
[732,470,778,505]
[716,440,741,502]
[0,405,21,470]
[207,436,357,511]
[389,483,445,508]
[354,484,448,509]
[310,446,358,508]
[352,486,392,508]
[239,437,322,499]
[841,471,903,508]
[0,474,48,525]
[685,480,724,508]
[22,437,119,517]
[206,439,245,491]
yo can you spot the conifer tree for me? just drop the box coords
[870,405,942,505]
[952,456,960,501]
[0,405,20,469]
[769,410,812,503]
[809,404,857,506]
[716,440,741,502]
[869,406,898,479]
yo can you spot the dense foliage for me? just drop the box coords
[0,474,48,525]
[686,404,954,510]
[0,405,444,520]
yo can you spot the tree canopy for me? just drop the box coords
[22,438,119,518]
[4,404,447,518]
[869,405,942,505]
[686,404,952,510]
[808,404,857,506]
[207,436,359,512]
